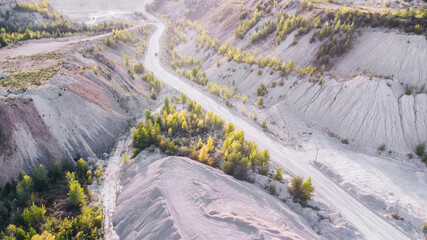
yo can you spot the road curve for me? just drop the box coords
[0,25,144,61]
[142,14,410,240]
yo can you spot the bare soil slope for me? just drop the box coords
[114,154,320,240]
[0,30,156,183]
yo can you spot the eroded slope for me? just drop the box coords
[114,153,320,240]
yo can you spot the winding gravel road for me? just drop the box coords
[142,13,410,240]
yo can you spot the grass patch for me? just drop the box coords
[1,65,60,89]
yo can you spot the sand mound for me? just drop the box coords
[114,155,319,240]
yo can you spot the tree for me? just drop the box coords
[224,122,235,135]
[95,165,104,184]
[0,34,7,47]
[289,176,315,201]
[133,62,145,74]
[257,84,267,96]
[16,175,33,201]
[66,172,86,208]
[181,120,188,132]
[48,158,62,182]
[22,203,46,227]
[301,177,315,200]
[289,176,303,200]
[242,95,248,104]
[198,145,209,163]
[207,136,214,153]
[61,156,75,172]
[162,97,171,114]
[76,158,88,184]
[33,164,48,191]
[257,97,263,106]
[31,231,55,240]
[105,37,113,47]
[179,93,187,104]
[261,120,267,129]
[144,109,151,120]
[197,137,203,150]
[273,167,283,181]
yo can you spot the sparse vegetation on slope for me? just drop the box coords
[234,9,264,39]
[275,11,311,45]
[87,21,133,33]
[0,51,62,89]
[105,29,138,47]
[16,0,59,19]
[251,19,275,43]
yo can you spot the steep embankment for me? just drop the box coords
[0,28,156,183]
[171,13,427,155]
[114,153,319,240]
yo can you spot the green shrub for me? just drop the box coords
[66,172,86,208]
[273,167,283,181]
[48,158,62,182]
[405,86,414,95]
[94,165,104,184]
[198,145,209,163]
[16,175,33,201]
[378,144,386,152]
[61,156,75,172]
[180,93,187,104]
[128,69,135,79]
[289,176,315,201]
[257,84,267,96]
[32,164,48,191]
[269,184,276,195]
[262,120,267,130]
[92,65,97,75]
[257,97,263,106]
[341,139,349,144]
[259,163,268,175]
[76,158,88,184]
[242,95,248,104]
[22,203,46,227]
[415,142,426,157]
[133,62,145,74]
